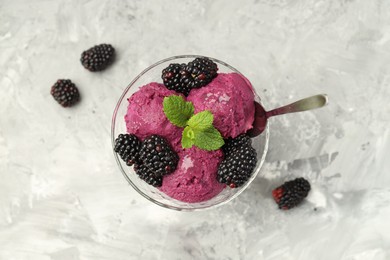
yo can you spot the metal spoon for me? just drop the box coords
[248,94,328,137]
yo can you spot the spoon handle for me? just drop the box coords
[266,94,328,118]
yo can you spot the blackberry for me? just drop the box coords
[272,178,311,210]
[138,135,179,177]
[161,63,192,96]
[80,44,115,72]
[217,144,257,188]
[114,134,141,166]
[161,57,218,96]
[134,163,163,187]
[50,79,80,107]
[223,134,251,155]
[184,57,218,89]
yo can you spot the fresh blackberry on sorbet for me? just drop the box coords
[272,178,311,210]
[138,135,179,177]
[217,141,257,188]
[223,134,251,155]
[80,44,115,72]
[161,57,218,96]
[134,163,163,187]
[50,79,80,107]
[185,57,218,89]
[114,134,141,166]
[161,63,192,96]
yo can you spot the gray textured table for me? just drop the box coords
[1,0,390,259]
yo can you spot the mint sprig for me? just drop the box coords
[192,126,224,151]
[163,95,194,127]
[187,110,214,130]
[182,126,195,149]
[163,95,224,151]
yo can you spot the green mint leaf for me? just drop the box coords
[182,126,195,149]
[163,95,194,127]
[193,126,225,151]
[187,110,214,130]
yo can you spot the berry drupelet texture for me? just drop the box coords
[161,57,218,96]
[217,135,257,188]
[114,134,141,166]
[113,134,179,187]
[134,163,163,187]
[185,57,218,89]
[50,79,80,107]
[80,44,115,72]
[138,135,179,177]
[161,63,192,96]
[272,177,311,210]
[222,134,251,155]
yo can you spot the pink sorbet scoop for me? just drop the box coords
[159,147,225,203]
[187,73,255,138]
[125,82,184,150]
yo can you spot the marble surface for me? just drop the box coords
[1,0,390,259]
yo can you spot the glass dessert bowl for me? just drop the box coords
[111,55,269,211]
